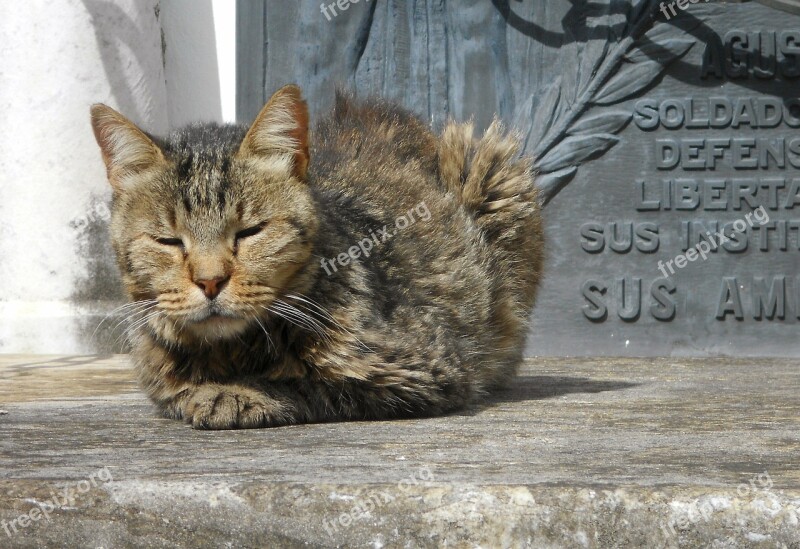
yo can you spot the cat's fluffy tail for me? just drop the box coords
[437,120,541,255]
[437,120,544,388]
[438,119,539,230]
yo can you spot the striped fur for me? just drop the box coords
[90,85,544,429]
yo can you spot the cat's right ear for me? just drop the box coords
[237,85,310,181]
[90,104,166,191]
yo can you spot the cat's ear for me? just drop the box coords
[238,85,309,180]
[90,104,166,191]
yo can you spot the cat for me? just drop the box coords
[90,85,544,429]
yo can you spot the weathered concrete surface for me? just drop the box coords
[0,355,798,548]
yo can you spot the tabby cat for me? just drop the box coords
[90,85,543,429]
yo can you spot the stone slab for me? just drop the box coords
[0,355,798,547]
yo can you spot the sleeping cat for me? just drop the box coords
[90,85,544,429]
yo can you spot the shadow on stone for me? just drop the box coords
[487,375,640,404]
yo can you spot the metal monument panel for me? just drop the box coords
[237,0,800,356]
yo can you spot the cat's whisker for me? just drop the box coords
[103,300,156,318]
[103,306,159,350]
[287,296,374,353]
[91,299,158,341]
[273,300,332,341]
[276,298,332,329]
[284,293,373,352]
[268,307,324,339]
[177,314,189,336]
[107,303,158,341]
[247,305,275,353]
[117,314,156,346]
[111,301,156,325]
[265,303,330,342]
[164,315,181,350]
[117,310,163,347]
[283,294,373,352]
[283,293,337,322]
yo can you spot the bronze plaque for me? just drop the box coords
[525,1,800,356]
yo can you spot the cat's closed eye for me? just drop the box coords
[235,222,267,241]
[154,236,184,247]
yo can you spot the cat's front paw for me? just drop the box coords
[183,384,284,430]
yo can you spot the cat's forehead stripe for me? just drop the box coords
[166,127,243,216]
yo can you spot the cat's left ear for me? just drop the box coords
[90,104,166,191]
[238,84,310,180]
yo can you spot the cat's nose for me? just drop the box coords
[194,275,229,300]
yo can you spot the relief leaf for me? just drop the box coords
[529,78,563,157]
[577,35,610,97]
[625,38,694,64]
[535,133,620,173]
[568,111,632,136]
[513,94,537,157]
[591,59,664,106]
[536,167,578,207]
[626,0,653,34]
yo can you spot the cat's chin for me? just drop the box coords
[182,314,251,340]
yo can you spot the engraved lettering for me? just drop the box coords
[651,278,677,321]
[582,280,608,321]
[580,223,605,253]
[617,277,642,321]
[716,277,744,320]
[753,276,786,319]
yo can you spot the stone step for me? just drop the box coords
[1,355,798,548]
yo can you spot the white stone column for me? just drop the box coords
[0,0,168,353]
[160,0,223,126]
